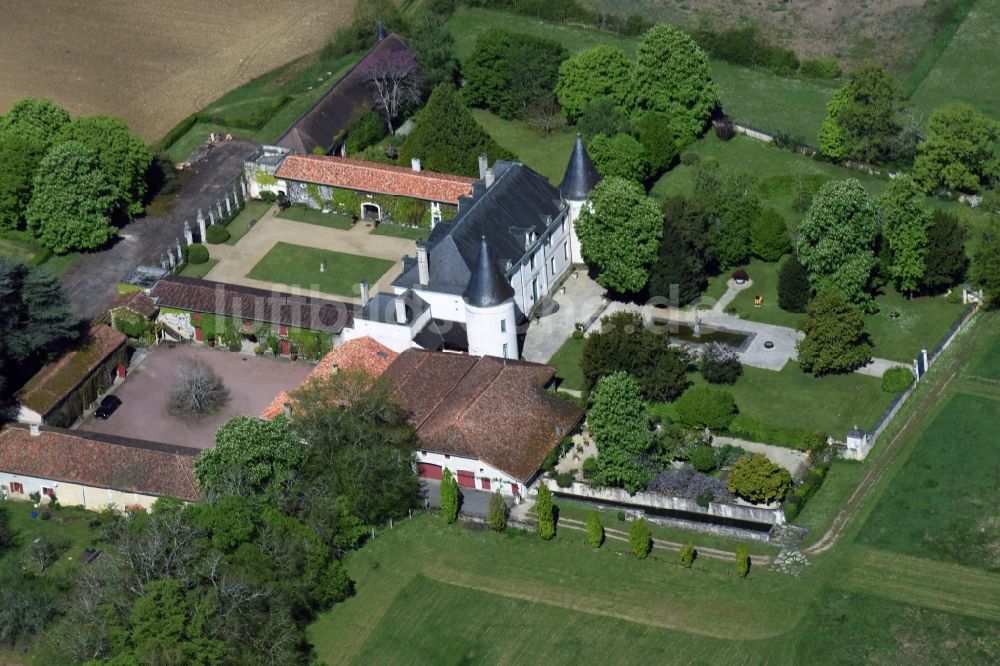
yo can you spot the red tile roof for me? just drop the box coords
[0,425,199,501]
[260,337,398,419]
[109,291,159,319]
[383,351,584,482]
[15,324,127,417]
[276,155,474,204]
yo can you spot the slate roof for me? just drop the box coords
[383,350,583,482]
[108,291,158,319]
[15,324,127,417]
[276,155,473,204]
[277,33,410,155]
[150,276,355,334]
[393,162,565,294]
[0,425,200,501]
[464,236,515,307]
[559,133,601,200]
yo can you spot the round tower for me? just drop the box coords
[464,236,518,359]
[558,133,602,265]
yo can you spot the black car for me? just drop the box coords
[95,395,122,420]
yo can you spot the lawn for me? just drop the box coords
[547,334,587,391]
[178,258,218,279]
[371,224,430,241]
[276,205,353,230]
[1,502,102,581]
[224,200,272,245]
[857,391,1000,571]
[0,230,80,276]
[472,109,577,184]
[726,259,803,329]
[246,242,393,297]
[793,460,866,538]
[865,289,966,363]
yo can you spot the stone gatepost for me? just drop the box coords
[197,208,205,228]
[225,193,232,216]
[233,184,241,206]
[217,201,224,221]
[240,178,248,198]
[183,220,193,246]
[176,238,182,259]
[167,249,176,269]
[208,209,216,226]
[198,215,206,243]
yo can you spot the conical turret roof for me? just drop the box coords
[559,133,601,200]
[464,236,514,308]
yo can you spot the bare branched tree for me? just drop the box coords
[167,357,230,419]
[360,49,422,134]
[522,95,565,135]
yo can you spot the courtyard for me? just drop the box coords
[79,343,312,449]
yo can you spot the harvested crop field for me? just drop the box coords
[0,0,357,142]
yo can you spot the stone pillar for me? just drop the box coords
[225,193,232,216]
[217,201,224,221]
[234,184,242,206]
[167,249,176,269]
[183,221,193,246]
[176,238,182,259]
[240,178,248,198]
[197,208,205,229]
[198,215,206,243]
[160,253,168,271]
[208,209,216,226]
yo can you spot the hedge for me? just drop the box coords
[726,414,825,451]
[881,366,914,393]
[187,244,209,264]
[782,461,831,522]
[205,225,230,244]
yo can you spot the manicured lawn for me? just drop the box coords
[547,334,587,391]
[178,258,218,278]
[246,242,393,297]
[224,200,272,245]
[472,109,577,184]
[276,206,353,230]
[0,231,80,276]
[726,259,803,329]
[696,271,732,309]
[858,391,1000,571]
[371,224,430,241]
[865,289,966,363]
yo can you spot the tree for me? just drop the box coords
[778,253,811,312]
[877,174,931,294]
[587,132,648,181]
[585,511,604,548]
[674,386,737,430]
[440,468,459,523]
[796,291,873,374]
[971,228,1000,307]
[522,95,565,135]
[25,141,116,253]
[535,484,555,540]
[360,49,422,134]
[632,25,718,145]
[914,103,999,193]
[463,29,568,119]
[679,541,696,568]
[576,96,629,141]
[726,454,792,504]
[399,84,514,177]
[818,87,850,161]
[628,518,652,559]
[694,166,760,268]
[797,179,878,309]
[195,415,305,494]
[166,358,230,419]
[588,372,654,492]
[750,208,791,262]
[0,256,79,396]
[700,343,743,384]
[648,214,707,307]
[576,176,662,293]
[0,98,69,147]
[409,11,459,90]
[634,110,678,177]
[0,134,45,231]
[736,544,750,578]
[555,45,632,121]
[487,490,507,532]
[819,65,903,163]
[921,210,968,293]
[0,505,12,553]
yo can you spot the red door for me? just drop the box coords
[481,478,491,491]
[457,470,475,488]
[510,483,520,496]
[417,463,442,480]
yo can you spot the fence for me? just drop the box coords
[162,176,249,273]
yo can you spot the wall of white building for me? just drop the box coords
[465,301,518,358]
[509,214,573,317]
[414,450,528,496]
[0,473,161,511]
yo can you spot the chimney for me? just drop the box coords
[484,168,494,188]
[360,280,370,306]
[394,294,408,324]
[29,424,40,436]
[411,157,421,172]
[478,154,488,180]
[416,241,429,286]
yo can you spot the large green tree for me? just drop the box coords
[750,208,792,262]
[877,174,931,294]
[818,64,903,163]
[25,141,116,253]
[633,110,678,177]
[971,228,1000,307]
[0,134,45,231]
[555,45,632,120]
[0,98,69,147]
[648,211,707,307]
[914,103,999,193]
[409,11,459,89]
[631,24,718,145]
[399,84,514,177]
[57,115,153,217]
[576,96,629,141]
[695,166,760,268]
[587,132,648,182]
[588,371,654,493]
[797,179,878,309]
[576,176,663,293]
[796,290,873,374]
[196,415,305,494]
[921,210,968,293]
[777,253,811,313]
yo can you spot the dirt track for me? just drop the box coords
[0,0,356,141]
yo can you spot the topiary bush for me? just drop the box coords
[679,541,696,568]
[555,472,574,488]
[726,454,792,504]
[186,243,209,264]
[689,445,717,473]
[205,225,230,244]
[629,518,652,559]
[881,366,915,393]
[586,511,604,548]
[536,484,555,540]
[441,469,459,524]
[736,544,750,577]
[487,490,508,532]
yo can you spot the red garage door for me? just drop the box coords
[481,478,491,491]
[417,463,442,480]
[457,470,476,488]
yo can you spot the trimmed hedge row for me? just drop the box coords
[725,414,825,452]
[783,461,831,521]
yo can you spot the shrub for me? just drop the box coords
[800,58,841,79]
[647,468,732,502]
[700,343,743,385]
[629,518,652,559]
[736,544,750,577]
[881,366,915,393]
[674,386,737,430]
[441,469,459,524]
[679,541,696,568]
[581,457,598,479]
[571,329,584,340]
[750,208,792,262]
[783,461,831,521]
[555,472,574,488]
[205,225,230,244]
[689,445,717,473]
[345,108,388,155]
[714,444,747,468]
[186,243,209,264]
[487,490,508,532]
[726,454,792,504]
[167,358,230,419]
[586,511,604,548]
[732,269,748,282]
[536,484,555,540]
[680,152,700,166]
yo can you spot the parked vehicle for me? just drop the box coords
[95,395,122,420]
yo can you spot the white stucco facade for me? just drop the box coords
[415,449,528,497]
[0,473,161,511]
[465,300,518,358]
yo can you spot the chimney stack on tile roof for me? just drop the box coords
[478,153,488,180]
[484,168,494,188]
[360,280,370,307]
[29,424,40,437]
[416,241,429,286]
[411,157,421,172]
[394,294,407,325]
